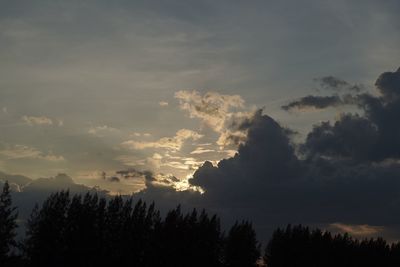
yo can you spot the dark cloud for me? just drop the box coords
[0,173,107,225]
[109,176,120,182]
[302,113,379,161]
[0,171,31,187]
[282,75,368,111]
[135,67,400,241]
[316,76,364,92]
[5,67,400,243]
[375,67,400,100]
[282,95,343,111]
[185,109,400,241]
[303,67,400,161]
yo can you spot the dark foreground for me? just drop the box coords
[1,182,400,267]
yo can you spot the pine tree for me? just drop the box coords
[0,181,18,262]
[225,221,260,267]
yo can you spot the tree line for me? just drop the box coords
[1,181,400,267]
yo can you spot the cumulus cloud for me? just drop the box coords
[121,129,203,151]
[375,67,400,101]
[133,68,400,241]
[175,90,255,148]
[175,90,245,132]
[22,115,53,126]
[7,67,400,243]
[302,67,400,161]
[183,109,400,240]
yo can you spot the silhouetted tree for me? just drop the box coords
[224,221,260,267]
[23,191,71,266]
[265,224,399,267]
[22,190,400,267]
[0,181,18,263]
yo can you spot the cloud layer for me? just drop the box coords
[134,67,400,241]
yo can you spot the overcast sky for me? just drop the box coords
[1,0,400,240]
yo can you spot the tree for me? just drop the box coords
[0,181,18,262]
[23,191,71,266]
[224,221,260,267]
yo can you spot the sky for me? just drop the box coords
[1,0,400,241]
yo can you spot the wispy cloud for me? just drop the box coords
[88,125,120,137]
[190,147,215,154]
[329,223,385,237]
[121,129,203,151]
[0,144,65,162]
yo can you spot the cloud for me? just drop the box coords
[88,125,120,137]
[174,90,254,148]
[0,172,108,221]
[0,144,65,162]
[281,93,362,111]
[282,95,343,111]
[121,129,203,151]
[109,176,120,182]
[182,108,400,241]
[316,76,363,92]
[135,67,400,241]
[113,168,187,191]
[375,67,400,101]
[282,75,367,111]
[329,223,385,237]
[190,147,215,154]
[302,67,400,161]
[0,171,32,187]
[175,90,245,132]
[6,66,400,243]
[302,113,379,161]
[22,115,53,126]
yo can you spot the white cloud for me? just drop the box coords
[190,147,215,154]
[163,161,190,170]
[130,132,152,137]
[22,115,53,126]
[159,101,169,107]
[216,129,247,148]
[121,129,203,151]
[175,90,245,132]
[175,90,254,149]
